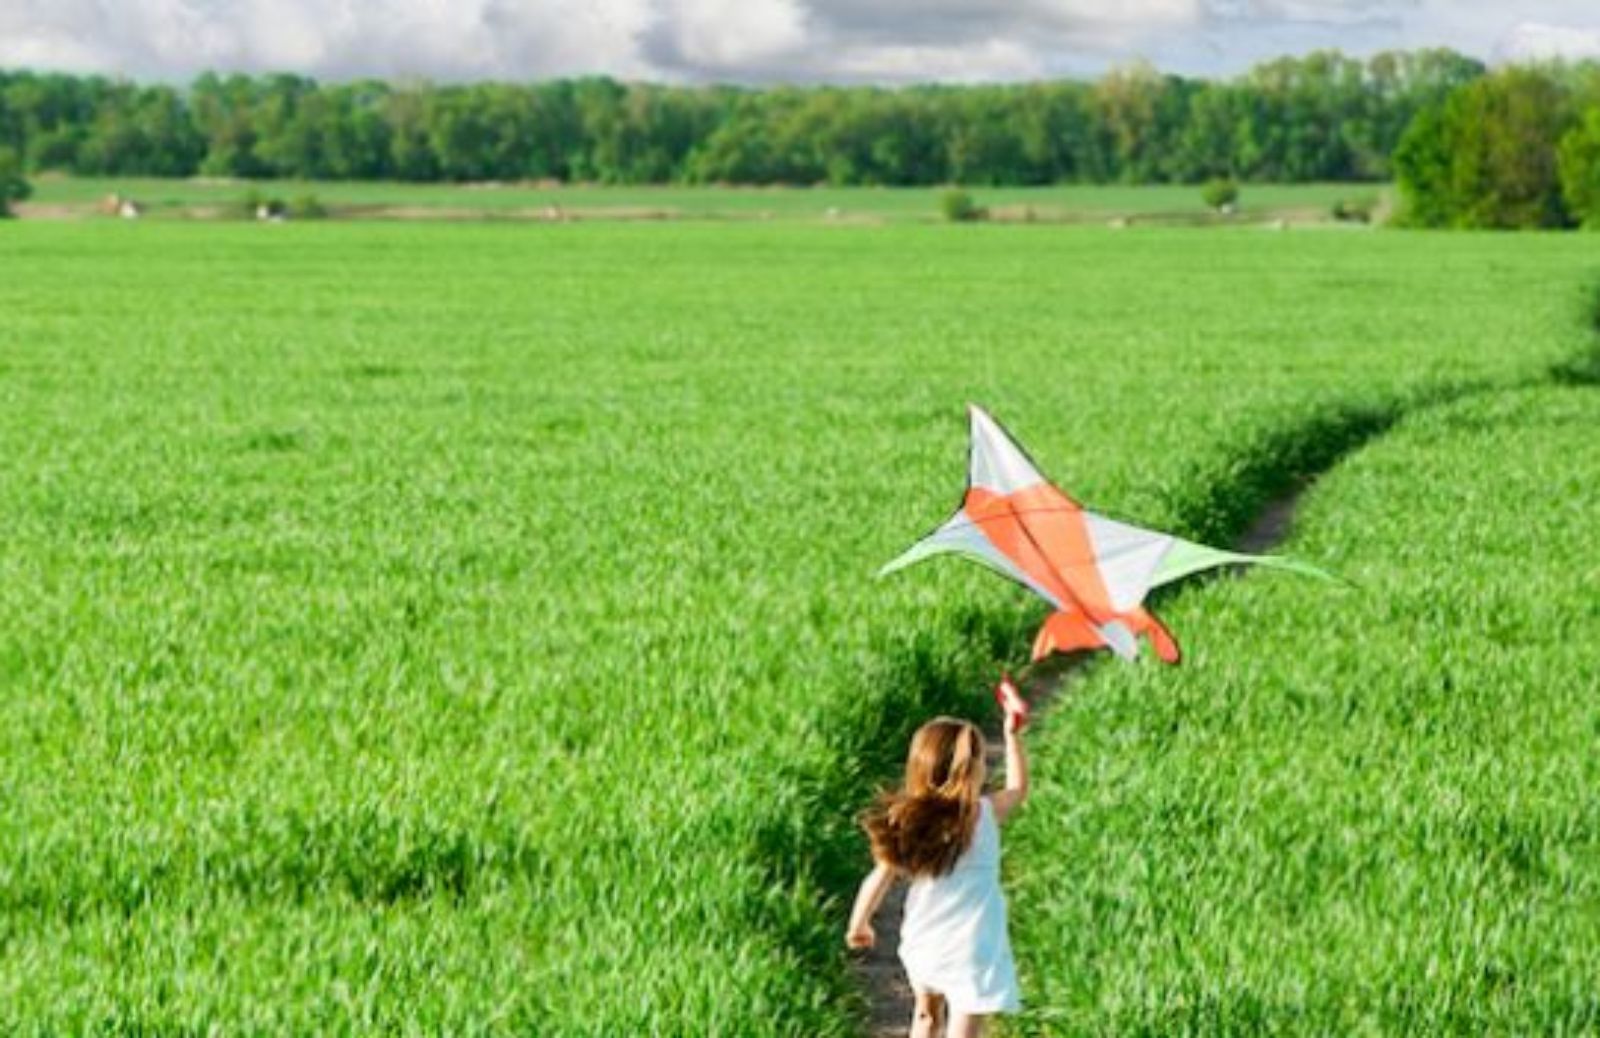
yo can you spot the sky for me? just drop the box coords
[1,1,1598,85]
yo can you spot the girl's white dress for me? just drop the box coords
[898,796,1021,1014]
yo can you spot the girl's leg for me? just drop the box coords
[948,1012,990,1038]
[909,987,946,1038]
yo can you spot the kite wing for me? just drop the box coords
[1079,513,1337,606]
[1151,536,1336,587]
[879,405,1068,611]
[878,508,1066,610]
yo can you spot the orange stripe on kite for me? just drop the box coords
[965,484,1117,618]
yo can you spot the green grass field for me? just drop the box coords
[22,176,1380,224]
[0,219,1593,1034]
[1008,384,1600,1034]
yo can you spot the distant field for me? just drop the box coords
[0,221,1592,1034]
[22,176,1384,224]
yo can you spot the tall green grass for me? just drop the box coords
[1007,385,1600,1034]
[0,222,1592,1033]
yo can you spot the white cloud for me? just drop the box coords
[655,0,809,69]
[824,38,1045,82]
[1499,21,1600,63]
[0,0,1596,83]
[0,0,657,81]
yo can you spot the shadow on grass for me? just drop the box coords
[1549,284,1600,388]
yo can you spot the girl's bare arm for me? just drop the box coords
[990,715,1029,823]
[846,862,895,948]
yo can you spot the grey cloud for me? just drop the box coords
[1202,0,1411,26]
[799,0,1118,45]
[642,0,1202,82]
[759,0,1205,53]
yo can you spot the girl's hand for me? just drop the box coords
[846,923,876,950]
[995,673,1029,733]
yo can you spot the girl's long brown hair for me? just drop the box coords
[861,717,985,878]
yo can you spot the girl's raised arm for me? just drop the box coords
[991,706,1029,824]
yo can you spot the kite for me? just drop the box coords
[881,405,1330,665]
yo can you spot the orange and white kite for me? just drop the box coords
[882,406,1329,664]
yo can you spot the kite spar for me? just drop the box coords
[881,405,1331,664]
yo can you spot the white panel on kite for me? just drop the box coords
[1097,620,1139,660]
[1083,512,1175,613]
[968,406,1045,495]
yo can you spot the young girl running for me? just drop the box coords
[847,677,1029,1038]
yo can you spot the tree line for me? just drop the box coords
[1394,63,1600,228]
[0,50,1485,188]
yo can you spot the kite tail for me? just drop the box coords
[1030,611,1105,662]
[1032,608,1183,665]
[1127,608,1182,665]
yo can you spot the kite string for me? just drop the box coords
[984,338,994,403]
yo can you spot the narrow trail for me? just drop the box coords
[848,484,1307,1037]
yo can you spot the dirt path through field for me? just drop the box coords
[849,483,1307,1037]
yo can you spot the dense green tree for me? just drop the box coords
[684,91,779,184]
[1460,68,1573,228]
[191,72,268,177]
[382,88,437,181]
[0,145,30,216]
[1009,82,1090,183]
[246,74,318,176]
[75,85,204,175]
[2,72,100,169]
[474,84,549,181]
[425,88,497,181]
[568,77,628,182]
[1392,105,1454,227]
[521,81,585,181]
[1356,49,1484,178]
[943,88,1029,185]
[254,87,334,177]
[1093,61,1167,182]
[1559,108,1600,228]
[316,82,393,180]
[1174,84,1243,181]
[856,92,943,185]
[1396,66,1576,228]
[1201,176,1239,211]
